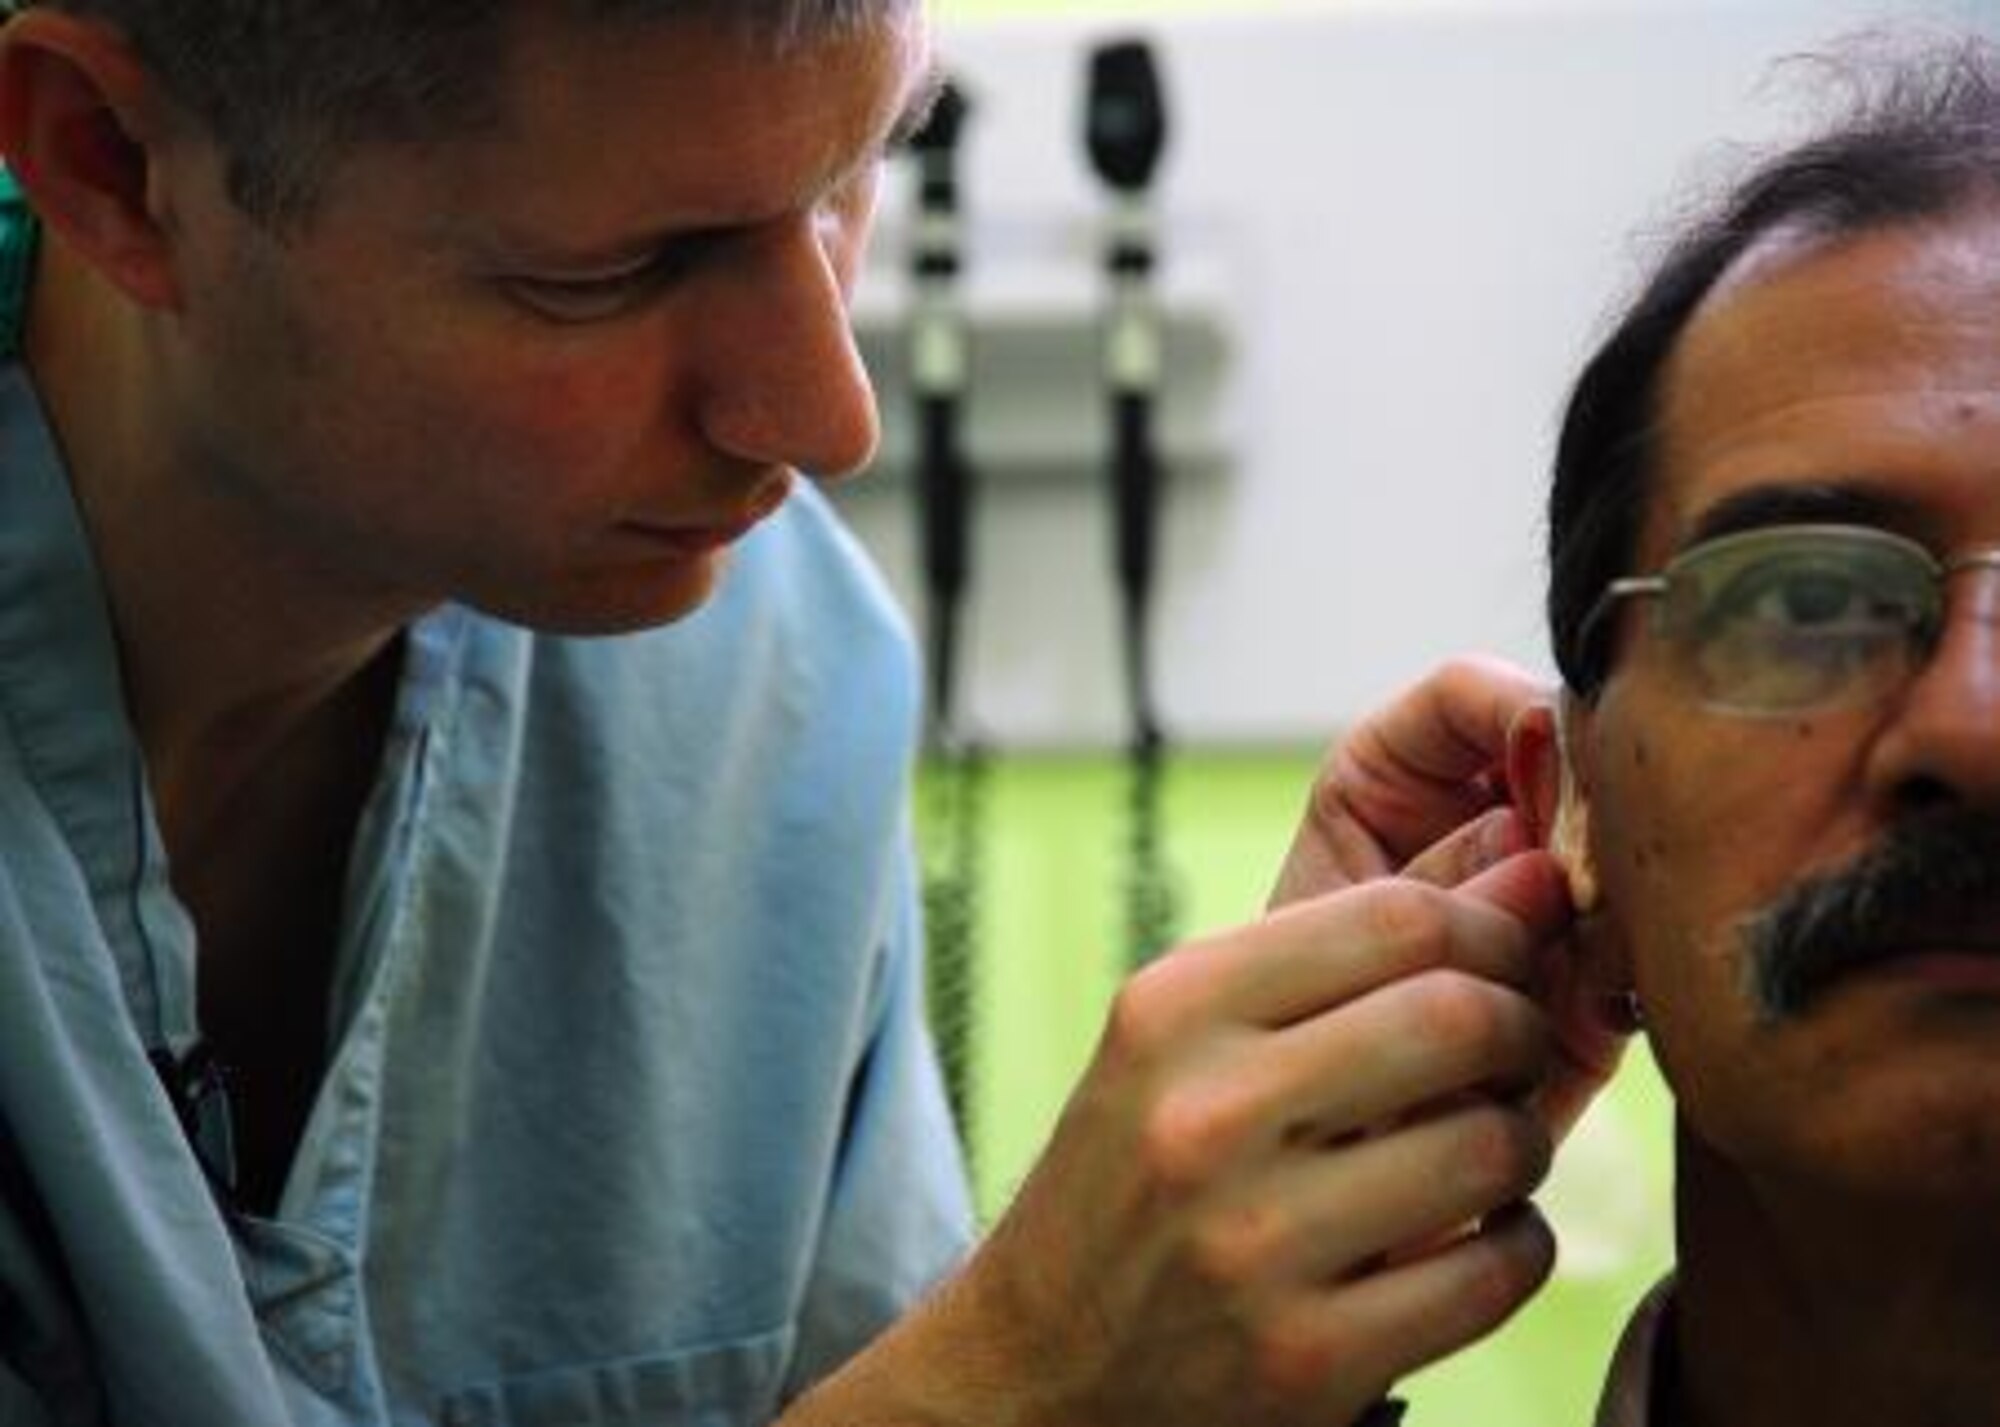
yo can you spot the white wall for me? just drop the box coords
[833,0,1993,747]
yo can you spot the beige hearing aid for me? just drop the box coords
[1550,700,1601,913]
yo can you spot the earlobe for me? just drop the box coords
[0,11,182,310]
[1504,698,1601,913]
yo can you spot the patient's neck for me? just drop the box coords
[1668,1122,2000,1427]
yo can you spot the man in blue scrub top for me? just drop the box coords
[0,2,1612,1423]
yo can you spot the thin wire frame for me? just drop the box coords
[1579,522,2000,716]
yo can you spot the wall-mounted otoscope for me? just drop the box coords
[1086,39,1169,752]
[1085,38,1179,966]
[909,79,976,738]
[904,78,983,1153]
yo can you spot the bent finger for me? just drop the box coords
[1267,973,1555,1143]
[1170,878,1547,1031]
[1270,660,1550,910]
[1273,1204,1557,1418]
[1220,1101,1555,1285]
[1400,807,1532,891]
[1329,658,1548,865]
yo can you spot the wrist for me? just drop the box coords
[780,1231,1077,1427]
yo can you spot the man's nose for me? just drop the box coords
[691,215,881,483]
[1865,566,2000,812]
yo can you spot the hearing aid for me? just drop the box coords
[1549,699,1601,914]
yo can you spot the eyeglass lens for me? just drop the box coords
[1652,528,1940,714]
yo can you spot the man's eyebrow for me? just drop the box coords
[456,65,949,274]
[1682,482,1932,551]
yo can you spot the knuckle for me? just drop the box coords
[1455,1257,1531,1336]
[1402,970,1505,1060]
[1434,652,1527,714]
[1360,882,1455,970]
[1099,934,1230,1066]
[1101,960,1187,1066]
[1455,1107,1552,1200]
[1249,1309,1342,1403]
[1306,759,1343,822]
[1307,753,1363,835]
[1458,1218,1555,1327]
[1188,1200,1291,1288]
[1100,986,1159,1068]
[1436,652,1502,699]
[1140,1084,1258,1195]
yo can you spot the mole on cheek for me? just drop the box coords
[1631,739,1649,767]
[1794,721,1814,741]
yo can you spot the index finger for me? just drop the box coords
[1272,658,1551,908]
[1172,862,1567,1032]
[1330,656,1549,860]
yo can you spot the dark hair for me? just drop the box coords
[13,0,907,226]
[1549,35,2000,697]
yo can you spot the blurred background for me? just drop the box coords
[830,1,1992,1420]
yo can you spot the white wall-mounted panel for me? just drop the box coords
[834,0,1992,747]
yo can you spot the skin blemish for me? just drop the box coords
[1632,740,1649,768]
[1794,721,1814,741]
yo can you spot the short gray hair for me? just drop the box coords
[16,0,909,227]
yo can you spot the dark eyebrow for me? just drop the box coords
[1682,481,1935,552]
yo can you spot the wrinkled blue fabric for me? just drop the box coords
[0,325,972,1425]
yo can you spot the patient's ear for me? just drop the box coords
[1505,700,1600,913]
[1507,699,1644,1056]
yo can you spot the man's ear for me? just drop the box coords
[1505,698,1600,913]
[0,10,182,309]
[1507,697,1646,1063]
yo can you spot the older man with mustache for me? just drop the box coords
[1504,34,2000,1427]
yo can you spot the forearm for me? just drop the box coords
[778,1256,1048,1427]
[780,1250,1414,1427]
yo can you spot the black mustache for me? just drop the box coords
[1740,809,2000,1021]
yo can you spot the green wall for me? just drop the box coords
[904,7,1673,1415]
[927,751,1674,1427]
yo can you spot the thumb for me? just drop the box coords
[1455,849,1573,944]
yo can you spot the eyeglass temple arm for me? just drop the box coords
[1576,574,1669,663]
[1941,549,2000,577]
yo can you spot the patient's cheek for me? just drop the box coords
[1582,730,1670,908]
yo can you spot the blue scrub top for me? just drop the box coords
[0,206,972,1421]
